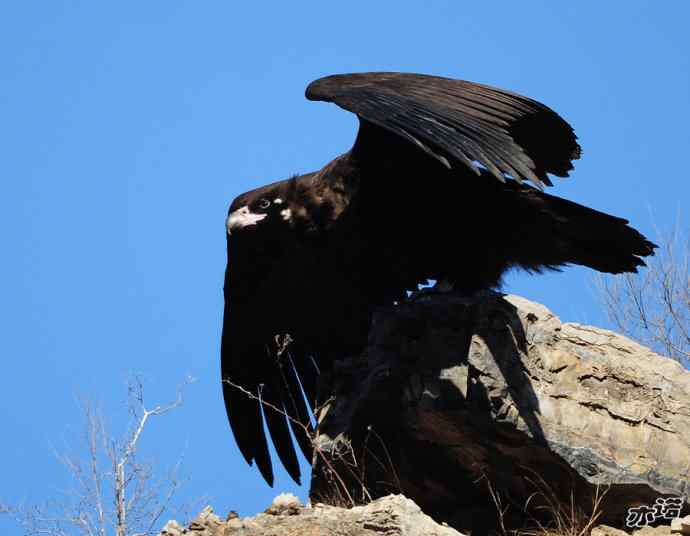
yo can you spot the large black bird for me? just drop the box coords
[221,73,655,486]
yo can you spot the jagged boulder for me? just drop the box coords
[310,293,690,532]
[158,494,464,536]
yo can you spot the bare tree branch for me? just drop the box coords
[5,377,195,536]
[597,223,690,365]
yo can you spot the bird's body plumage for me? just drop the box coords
[220,73,656,486]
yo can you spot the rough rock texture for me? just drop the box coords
[672,516,690,534]
[592,526,632,536]
[158,494,464,536]
[310,293,690,531]
[594,525,678,536]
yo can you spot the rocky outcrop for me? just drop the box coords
[158,494,464,536]
[158,498,690,536]
[309,293,690,532]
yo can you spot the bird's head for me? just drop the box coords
[225,176,315,304]
[226,180,294,237]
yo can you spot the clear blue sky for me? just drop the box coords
[2,1,689,531]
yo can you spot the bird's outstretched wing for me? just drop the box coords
[220,265,317,486]
[306,72,581,188]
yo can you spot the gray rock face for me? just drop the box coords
[158,495,464,536]
[310,293,690,531]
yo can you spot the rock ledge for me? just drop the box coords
[159,494,464,536]
[310,293,690,530]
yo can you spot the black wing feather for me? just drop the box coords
[220,334,275,485]
[221,289,316,486]
[260,374,302,484]
[306,72,580,188]
[283,349,316,462]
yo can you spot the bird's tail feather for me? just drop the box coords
[507,186,657,275]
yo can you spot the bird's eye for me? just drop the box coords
[257,198,271,210]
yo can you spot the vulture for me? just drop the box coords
[220,72,655,486]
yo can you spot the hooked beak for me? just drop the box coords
[226,206,267,235]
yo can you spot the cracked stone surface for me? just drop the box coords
[310,293,690,531]
[158,495,464,536]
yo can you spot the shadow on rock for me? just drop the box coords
[310,292,690,534]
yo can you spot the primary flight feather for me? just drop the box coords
[220,72,655,486]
